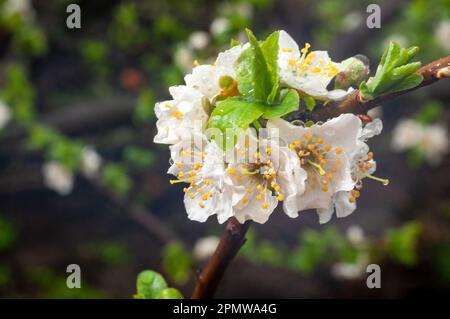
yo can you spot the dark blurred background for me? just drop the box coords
[0,0,449,298]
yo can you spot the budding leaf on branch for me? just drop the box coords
[359,41,423,100]
[134,270,168,299]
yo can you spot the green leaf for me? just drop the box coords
[303,96,316,112]
[360,41,422,100]
[260,31,280,103]
[262,89,299,119]
[134,270,168,299]
[385,221,422,266]
[162,242,193,285]
[156,288,184,299]
[209,97,265,149]
[245,29,273,100]
[388,73,423,93]
[235,29,279,102]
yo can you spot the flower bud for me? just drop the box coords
[334,55,370,90]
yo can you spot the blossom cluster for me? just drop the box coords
[391,118,449,166]
[154,30,387,224]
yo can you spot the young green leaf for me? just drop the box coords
[260,31,280,104]
[156,288,184,299]
[135,270,168,299]
[235,29,280,103]
[245,29,273,101]
[262,89,299,119]
[359,41,422,100]
[208,97,265,149]
[303,95,316,112]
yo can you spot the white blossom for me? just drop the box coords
[1,0,34,22]
[168,132,239,223]
[210,17,230,36]
[436,20,450,51]
[184,44,247,99]
[193,236,220,260]
[331,254,369,280]
[277,31,353,101]
[317,119,384,223]
[0,101,11,130]
[42,162,74,195]
[268,114,362,222]
[154,86,208,145]
[81,146,102,179]
[391,119,449,165]
[420,123,449,165]
[391,118,425,151]
[224,129,304,224]
[174,46,194,73]
[346,225,366,246]
[341,11,363,32]
[188,31,210,50]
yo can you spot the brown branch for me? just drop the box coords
[310,55,450,122]
[191,218,251,299]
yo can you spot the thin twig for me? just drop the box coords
[191,218,251,299]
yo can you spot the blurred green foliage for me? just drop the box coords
[162,242,193,285]
[27,268,108,299]
[0,215,16,252]
[385,221,422,266]
[134,270,183,299]
[101,163,132,196]
[83,241,130,265]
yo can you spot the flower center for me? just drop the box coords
[228,148,284,209]
[289,133,342,192]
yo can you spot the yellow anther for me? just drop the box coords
[261,202,269,209]
[242,197,248,204]
[257,184,262,191]
[193,59,199,66]
[199,152,205,158]
[321,185,329,192]
[348,196,356,203]
[288,58,296,66]
[199,203,205,208]
[178,172,184,178]
[274,185,281,192]
[201,192,211,201]
[266,147,272,155]
[307,144,316,150]
[312,67,321,73]
[325,145,332,151]
[282,48,292,52]
[277,194,284,201]
[183,187,188,193]
[335,147,342,154]
[316,138,323,144]
[304,134,312,140]
[194,163,201,170]
[189,193,196,199]
[326,173,334,180]
[176,162,183,168]
[294,140,301,146]
[204,179,210,186]
[298,150,304,157]
[256,194,263,201]
[180,150,185,157]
